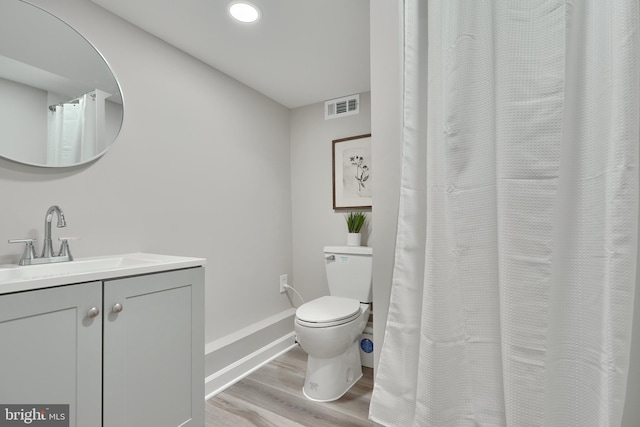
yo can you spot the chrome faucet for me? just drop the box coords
[41,205,66,258]
[8,205,74,265]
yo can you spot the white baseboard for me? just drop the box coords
[204,308,297,400]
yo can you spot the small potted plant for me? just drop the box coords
[345,211,367,246]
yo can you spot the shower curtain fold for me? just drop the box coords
[47,92,98,166]
[369,1,639,426]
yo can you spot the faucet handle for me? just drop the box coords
[8,238,35,244]
[58,237,78,260]
[8,239,37,265]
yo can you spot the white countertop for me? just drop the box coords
[0,252,206,295]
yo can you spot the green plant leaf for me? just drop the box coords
[345,211,367,233]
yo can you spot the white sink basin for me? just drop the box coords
[0,253,206,294]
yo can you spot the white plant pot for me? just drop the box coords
[347,233,361,246]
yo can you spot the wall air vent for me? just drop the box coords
[325,94,360,120]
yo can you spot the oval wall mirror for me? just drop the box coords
[0,0,123,168]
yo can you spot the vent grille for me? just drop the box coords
[325,94,360,120]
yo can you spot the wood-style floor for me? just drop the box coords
[205,345,381,427]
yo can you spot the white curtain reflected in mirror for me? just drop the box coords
[46,89,111,166]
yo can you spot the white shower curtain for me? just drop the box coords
[47,92,97,166]
[370,1,639,426]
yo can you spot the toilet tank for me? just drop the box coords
[324,246,373,303]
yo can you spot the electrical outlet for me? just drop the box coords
[279,274,288,293]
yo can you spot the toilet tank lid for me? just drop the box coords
[324,246,372,255]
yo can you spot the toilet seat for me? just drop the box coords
[295,296,361,328]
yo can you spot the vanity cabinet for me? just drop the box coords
[103,268,204,427]
[0,266,204,427]
[0,281,103,426]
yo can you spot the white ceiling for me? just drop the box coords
[89,0,371,109]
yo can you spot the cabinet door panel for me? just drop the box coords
[0,282,102,427]
[103,267,204,427]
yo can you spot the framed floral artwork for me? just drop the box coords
[332,133,372,210]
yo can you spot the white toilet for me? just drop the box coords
[294,245,372,402]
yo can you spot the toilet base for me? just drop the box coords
[302,341,363,402]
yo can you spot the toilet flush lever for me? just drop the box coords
[325,254,335,261]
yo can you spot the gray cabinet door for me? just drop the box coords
[103,267,204,427]
[0,281,103,427]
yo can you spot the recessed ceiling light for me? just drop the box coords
[229,2,261,23]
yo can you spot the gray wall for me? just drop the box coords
[0,78,46,163]
[0,0,293,347]
[290,93,371,304]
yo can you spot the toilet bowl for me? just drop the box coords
[295,246,373,402]
[295,295,370,402]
